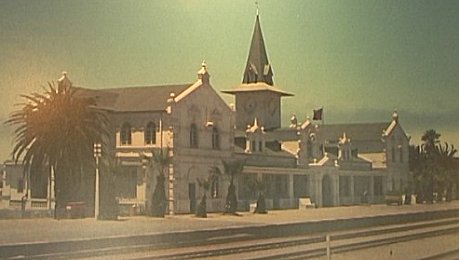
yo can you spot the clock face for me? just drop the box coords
[244,99,257,113]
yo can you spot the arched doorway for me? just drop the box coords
[322,175,334,207]
[186,166,198,213]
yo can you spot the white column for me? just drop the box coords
[168,162,175,215]
[47,166,55,209]
[94,156,100,219]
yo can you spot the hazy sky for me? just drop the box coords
[1,0,458,161]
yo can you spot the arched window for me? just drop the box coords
[212,127,220,150]
[120,123,132,145]
[391,147,396,163]
[145,122,156,145]
[211,176,219,198]
[190,123,198,148]
[399,146,404,163]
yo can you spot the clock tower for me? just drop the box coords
[222,13,293,130]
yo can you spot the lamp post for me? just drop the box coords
[94,143,102,219]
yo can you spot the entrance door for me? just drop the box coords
[322,175,334,207]
[188,183,196,213]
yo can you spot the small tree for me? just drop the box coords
[247,177,267,214]
[434,142,457,201]
[149,148,171,217]
[411,130,459,203]
[196,177,210,218]
[222,159,244,214]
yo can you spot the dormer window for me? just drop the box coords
[121,123,132,145]
[145,122,156,145]
[190,123,198,148]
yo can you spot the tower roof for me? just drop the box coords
[242,14,273,85]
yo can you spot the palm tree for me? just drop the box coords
[421,129,441,153]
[409,145,430,203]
[412,130,458,203]
[149,148,171,217]
[420,129,441,203]
[222,159,244,214]
[99,158,121,220]
[6,76,108,218]
[247,177,267,214]
[434,142,457,201]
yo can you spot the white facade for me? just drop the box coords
[2,14,411,215]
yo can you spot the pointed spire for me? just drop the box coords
[242,12,274,85]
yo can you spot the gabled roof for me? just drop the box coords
[75,84,191,112]
[221,82,293,96]
[242,14,273,85]
[316,122,390,142]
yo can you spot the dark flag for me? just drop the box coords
[313,108,323,121]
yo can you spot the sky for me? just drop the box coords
[1,0,458,162]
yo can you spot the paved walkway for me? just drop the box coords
[1,202,458,245]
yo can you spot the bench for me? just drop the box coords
[299,197,315,209]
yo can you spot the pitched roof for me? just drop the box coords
[316,122,390,142]
[242,14,273,85]
[75,84,192,112]
[221,82,293,96]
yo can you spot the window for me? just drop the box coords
[399,146,404,163]
[238,174,257,200]
[211,176,219,198]
[265,174,288,199]
[120,123,132,145]
[212,127,220,150]
[374,176,383,196]
[17,178,24,193]
[339,176,351,197]
[145,122,156,145]
[190,123,198,148]
[294,175,309,198]
[391,147,396,163]
[258,141,263,152]
[114,167,137,199]
[354,176,370,197]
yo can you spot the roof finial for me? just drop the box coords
[255,0,259,16]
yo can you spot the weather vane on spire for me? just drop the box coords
[255,0,259,16]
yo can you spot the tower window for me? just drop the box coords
[145,122,156,145]
[121,123,132,145]
[212,127,220,150]
[190,123,198,148]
